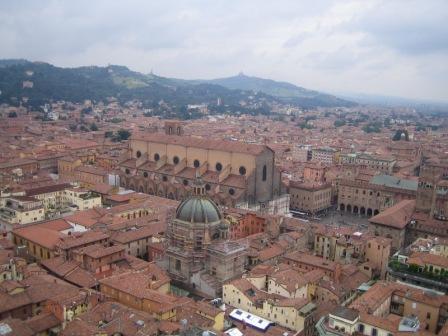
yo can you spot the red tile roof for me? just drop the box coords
[369,199,416,229]
[132,132,270,155]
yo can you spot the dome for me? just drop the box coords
[175,196,221,224]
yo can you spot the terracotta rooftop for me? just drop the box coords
[25,183,71,196]
[132,132,270,155]
[77,243,125,259]
[369,199,416,229]
[60,301,160,336]
[283,251,336,271]
[13,225,63,250]
[408,251,448,269]
[57,231,109,250]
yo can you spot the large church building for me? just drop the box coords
[118,121,286,212]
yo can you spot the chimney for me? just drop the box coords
[334,263,342,283]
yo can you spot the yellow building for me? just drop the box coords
[11,219,72,261]
[408,252,448,276]
[63,187,102,211]
[289,181,332,215]
[99,270,181,321]
[0,196,45,226]
[26,183,71,211]
[432,240,448,257]
[223,278,316,333]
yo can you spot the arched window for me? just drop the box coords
[154,153,160,161]
[262,165,267,181]
[215,162,223,171]
[143,172,148,178]
[173,156,179,165]
[194,159,200,168]
[239,166,246,176]
[136,150,142,158]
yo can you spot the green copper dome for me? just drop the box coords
[175,196,221,224]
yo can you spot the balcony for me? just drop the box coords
[388,261,448,292]
[316,316,351,336]
[78,192,100,200]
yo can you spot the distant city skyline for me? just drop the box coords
[1,0,447,102]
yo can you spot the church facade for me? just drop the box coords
[118,122,285,210]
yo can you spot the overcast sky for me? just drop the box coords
[1,0,447,101]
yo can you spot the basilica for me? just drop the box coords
[118,121,287,213]
[164,176,247,297]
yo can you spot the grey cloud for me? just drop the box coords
[0,0,447,101]
[348,0,448,55]
[283,32,311,48]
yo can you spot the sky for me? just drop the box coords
[0,0,447,102]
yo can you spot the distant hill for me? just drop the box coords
[338,92,448,110]
[194,73,356,107]
[0,62,265,110]
[0,59,31,67]
[0,60,355,111]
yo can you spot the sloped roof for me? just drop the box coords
[132,132,270,156]
[369,200,416,229]
[370,174,418,191]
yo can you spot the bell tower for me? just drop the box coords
[416,162,442,215]
[164,120,184,136]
